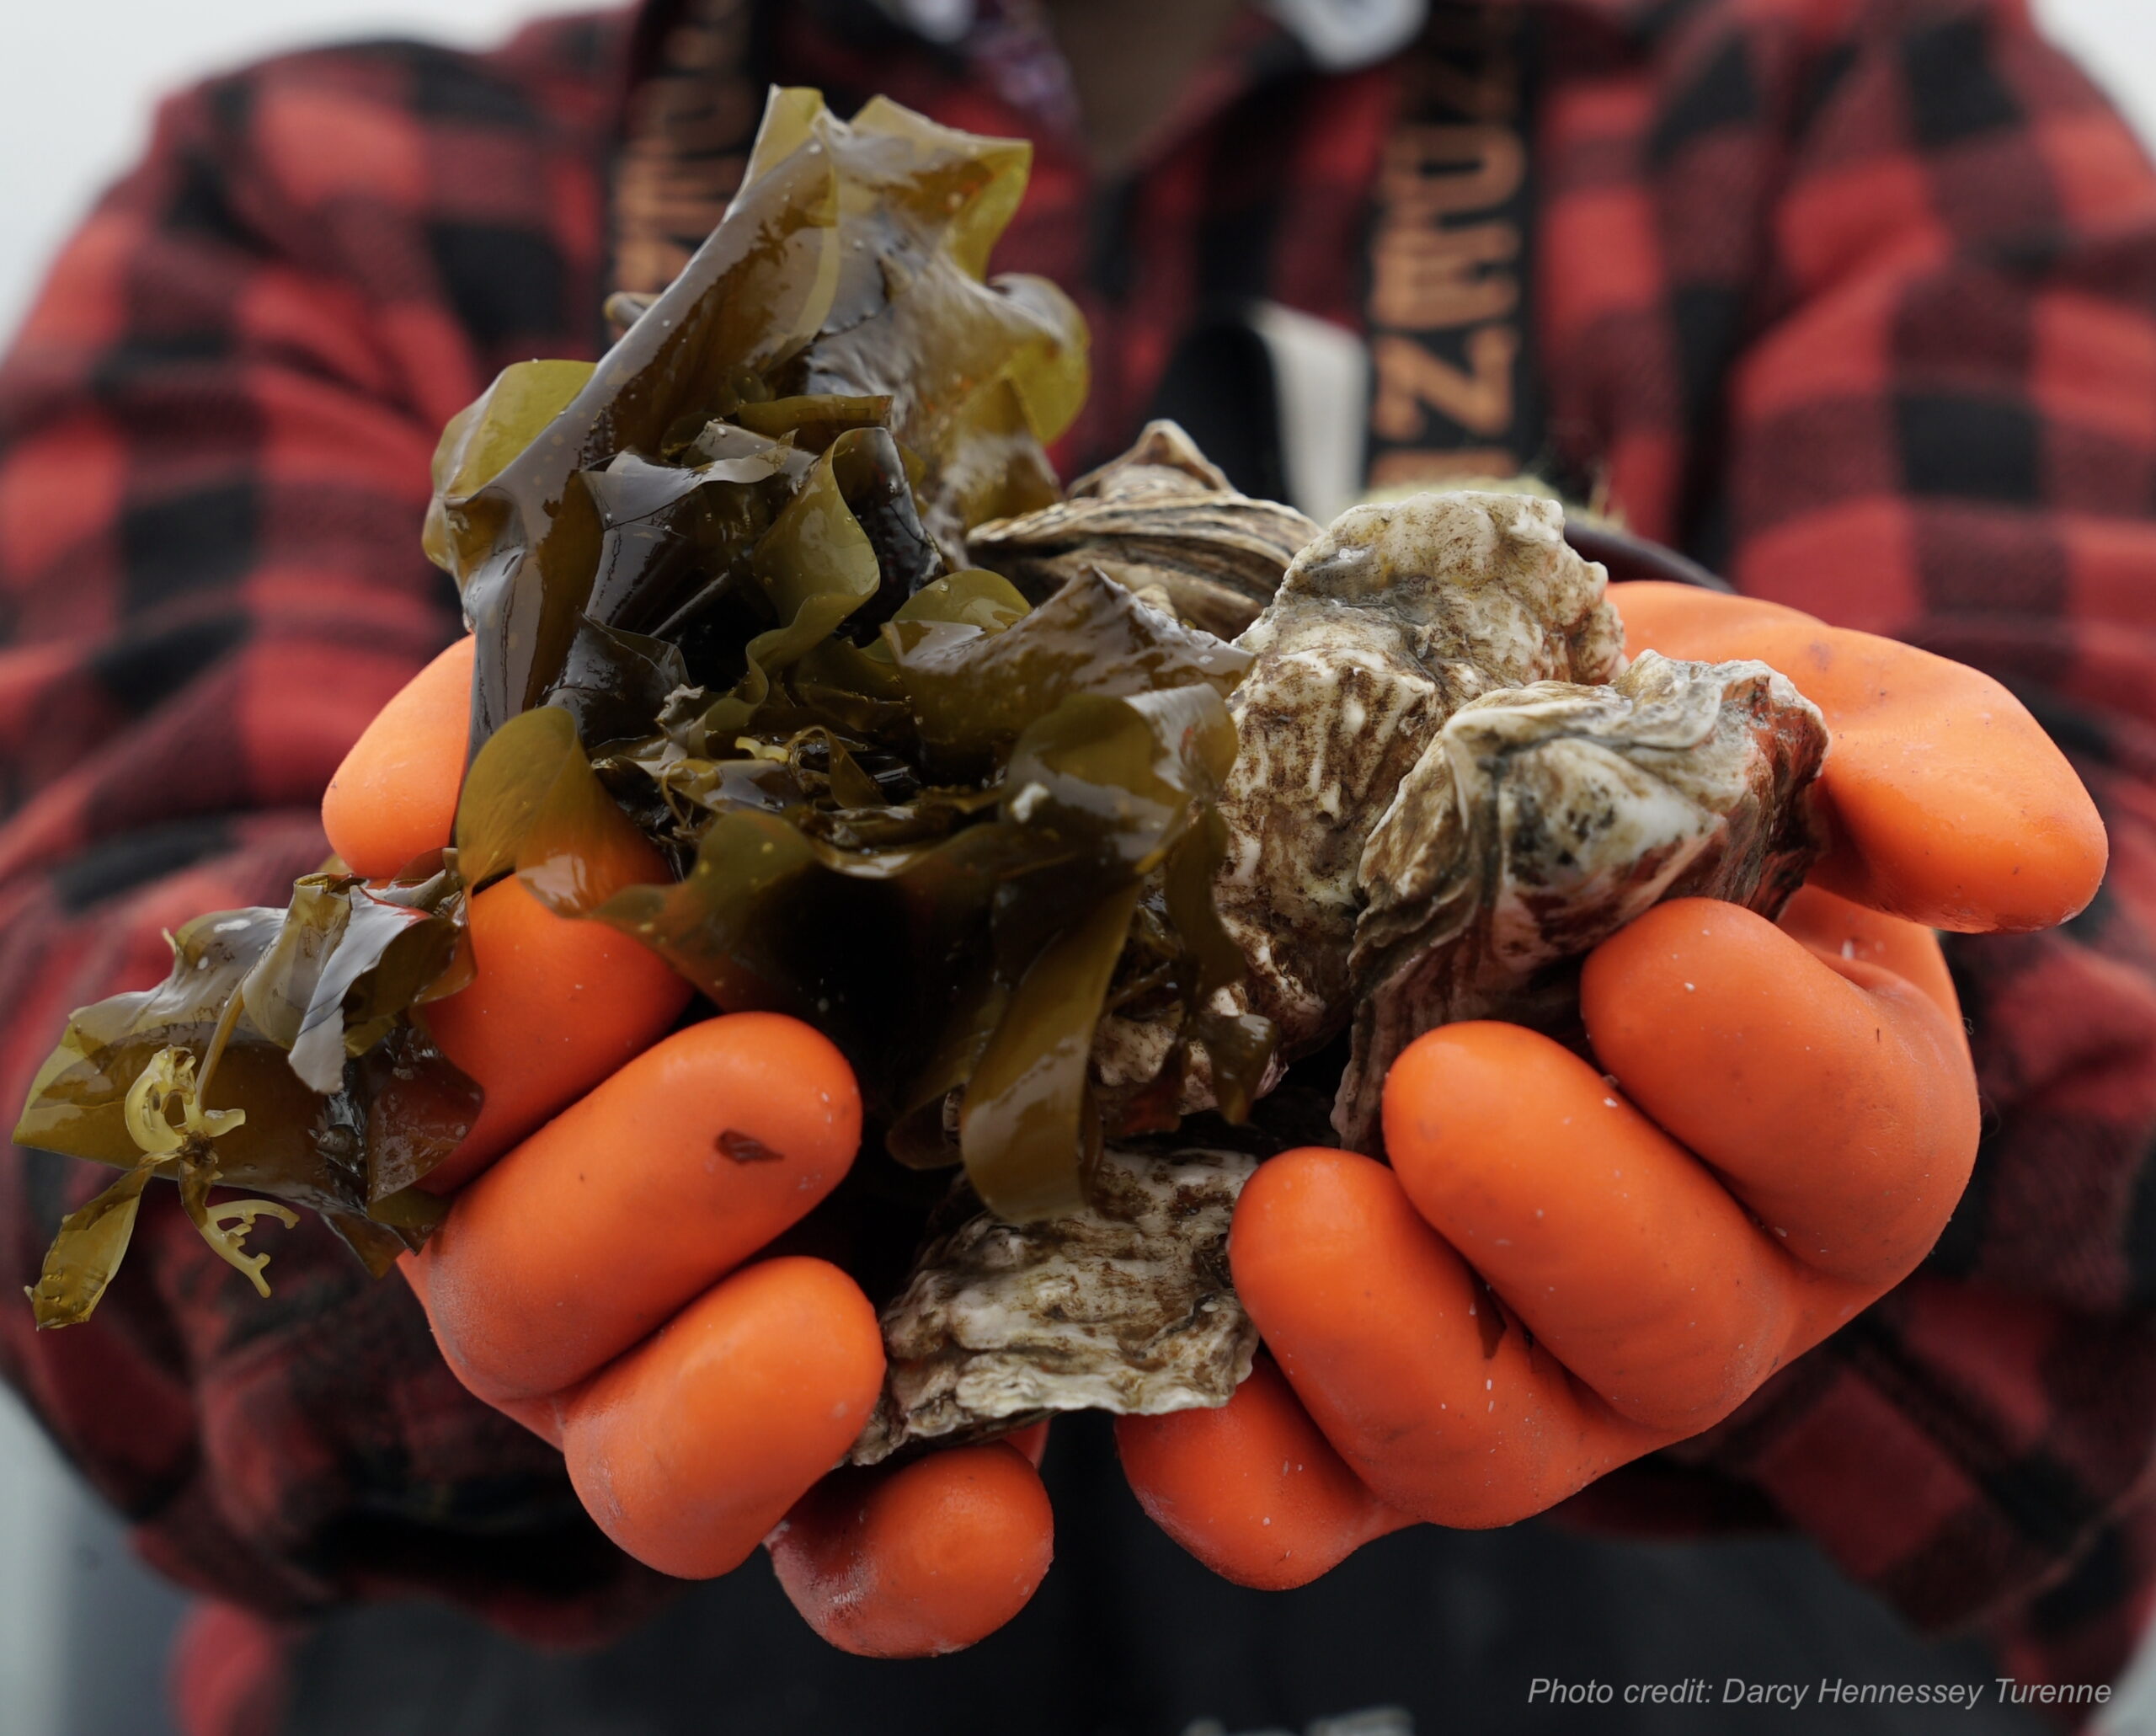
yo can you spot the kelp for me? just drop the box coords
[428,88,1087,757]
[15,87,1258,1322]
[455,564,1261,1223]
[424,185,1262,1221]
[18,880,480,1326]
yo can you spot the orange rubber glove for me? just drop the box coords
[323,638,1053,1655]
[1118,581,2110,1591]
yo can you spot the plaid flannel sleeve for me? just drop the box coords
[0,32,670,1639]
[1546,0,2156,1691]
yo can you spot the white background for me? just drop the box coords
[0,2,2153,1733]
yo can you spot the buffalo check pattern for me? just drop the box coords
[3,0,2156,1718]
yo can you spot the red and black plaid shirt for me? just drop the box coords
[5,0,2156,1712]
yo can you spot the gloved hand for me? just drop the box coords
[323,637,1054,1655]
[1118,581,2110,1589]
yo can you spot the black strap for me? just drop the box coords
[609,0,766,303]
[1362,3,1544,489]
[611,1,1667,590]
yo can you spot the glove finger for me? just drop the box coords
[417,872,691,1191]
[558,1256,884,1579]
[417,1012,861,1403]
[767,1442,1054,1657]
[1613,581,2105,933]
[318,628,691,1190]
[322,635,475,878]
[1382,1023,1796,1434]
[1230,1147,1662,1527]
[394,1251,565,1444]
[1114,1354,1412,1589]
[1582,897,1978,1290]
[1774,882,1963,1028]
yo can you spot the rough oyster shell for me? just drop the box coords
[886,488,1826,1437]
[966,421,1321,638]
[1212,490,1624,1060]
[1335,650,1828,1151]
[851,1146,1257,1466]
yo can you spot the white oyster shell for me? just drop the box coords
[1208,489,1623,1059]
[851,1146,1257,1465]
[1336,651,1828,1151]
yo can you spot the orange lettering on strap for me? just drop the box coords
[1372,327,1520,441]
[1370,220,1520,331]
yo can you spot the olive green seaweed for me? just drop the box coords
[16,88,1271,1323]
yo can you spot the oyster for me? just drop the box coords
[866,499,1833,1439]
[1336,651,1828,1151]
[1212,490,1624,1060]
[851,1146,1257,1465]
[966,421,1321,638]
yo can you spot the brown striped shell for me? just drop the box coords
[965,421,1321,638]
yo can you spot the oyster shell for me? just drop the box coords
[867,491,1830,1440]
[851,1146,1257,1466]
[1212,490,1624,1060]
[966,421,1321,638]
[1335,651,1828,1151]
